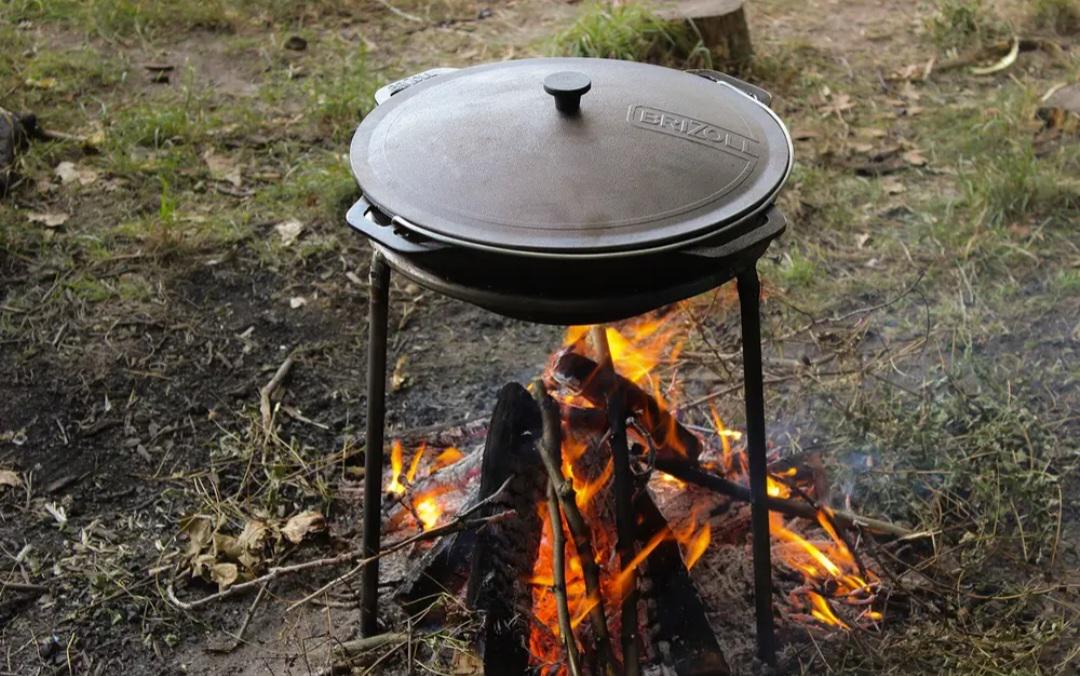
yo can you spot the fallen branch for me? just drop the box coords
[533,382,619,676]
[206,581,270,653]
[333,632,411,657]
[167,478,515,612]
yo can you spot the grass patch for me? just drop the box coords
[818,367,1077,673]
[916,84,1080,269]
[0,0,352,40]
[1030,0,1080,34]
[552,1,711,67]
[926,0,1011,51]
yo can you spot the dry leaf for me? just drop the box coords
[902,150,927,167]
[54,161,99,186]
[281,511,325,544]
[856,233,871,249]
[181,514,215,559]
[391,355,409,392]
[275,220,304,246]
[214,533,243,560]
[849,142,875,154]
[819,93,854,117]
[0,470,21,488]
[211,562,239,591]
[881,177,907,194]
[202,150,243,188]
[27,212,70,228]
[289,296,307,309]
[237,519,269,552]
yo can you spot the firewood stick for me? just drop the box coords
[533,382,619,676]
[655,459,919,538]
[546,480,582,676]
[550,351,703,462]
[590,327,641,676]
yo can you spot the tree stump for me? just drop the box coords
[658,0,753,69]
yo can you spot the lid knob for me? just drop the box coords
[543,71,591,114]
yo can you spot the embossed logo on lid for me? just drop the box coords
[628,105,760,160]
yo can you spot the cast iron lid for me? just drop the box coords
[350,57,792,256]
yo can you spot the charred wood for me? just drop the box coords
[465,383,546,675]
[549,351,703,463]
[635,491,730,676]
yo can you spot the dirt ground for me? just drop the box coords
[1,0,1078,674]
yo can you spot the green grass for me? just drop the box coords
[0,0,353,40]
[926,0,1011,51]
[1031,0,1080,34]
[816,365,1077,673]
[552,1,711,67]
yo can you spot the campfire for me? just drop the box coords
[377,307,888,674]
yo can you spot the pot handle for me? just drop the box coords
[346,196,449,255]
[681,206,787,259]
[688,70,772,107]
[374,67,460,106]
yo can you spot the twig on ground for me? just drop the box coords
[333,632,410,657]
[167,478,514,612]
[283,476,514,613]
[1,580,47,593]
[206,581,270,654]
[374,0,423,22]
[260,352,296,436]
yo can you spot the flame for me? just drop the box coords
[563,314,684,386]
[405,442,426,484]
[432,447,463,471]
[387,440,406,495]
[708,405,744,474]
[672,508,711,570]
[808,592,849,629]
[412,486,449,531]
[521,305,884,668]
[612,527,668,599]
[576,459,613,509]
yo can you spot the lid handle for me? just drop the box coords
[543,71,591,114]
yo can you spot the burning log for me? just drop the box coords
[635,492,730,676]
[590,327,643,676]
[549,351,703,463]
[535,386,619,675]
[465,383,547,674]
[657,459,916,538]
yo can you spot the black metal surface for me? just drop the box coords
[352,200,783,325]
[361,252,390,637]
[350,58,791,256]
[737,267,777,666]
